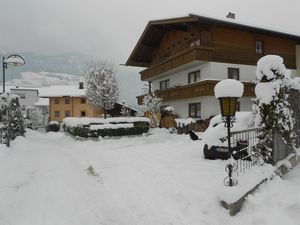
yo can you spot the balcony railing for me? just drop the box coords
[137,80,255,104]
[140,46,213,80]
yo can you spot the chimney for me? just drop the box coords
[226,12,235,19]
[79,81,84,89]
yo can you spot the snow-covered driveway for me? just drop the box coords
[0,129,299,225]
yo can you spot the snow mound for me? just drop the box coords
[214,79,244,98]
[256,55,289,81]
[63,117,150,127]
[90,123,134,130]
[202,112,251,147]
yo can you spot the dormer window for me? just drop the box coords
[255,41,263,54]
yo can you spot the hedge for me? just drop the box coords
[62,117,150,138]
[46,121,60,132]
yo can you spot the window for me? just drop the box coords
[65,110,71,117]
[54,111,60,118]
[189,103,201,118]
[80,111,86,117]
[80,98,86,104]
[190,39,201,47]
[54,98,60,104]
[228,68,240,80]
[65,98,70,104]
[188,70,201,83]
[160,79,170,90]
[21,105,26,111]
[255,41,263,54]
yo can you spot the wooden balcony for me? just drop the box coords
[140,46,213,80]
[137,80,255,104]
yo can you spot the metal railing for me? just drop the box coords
[224,127,265,185]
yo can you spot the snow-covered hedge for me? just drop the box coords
[62,117,150,138]
[46,121,60,132]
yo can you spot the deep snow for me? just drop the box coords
[0,129,299,225]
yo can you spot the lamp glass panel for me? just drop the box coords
[219,97,238,117]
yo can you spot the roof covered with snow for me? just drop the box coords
[35,98,49,106]
[39,85,86,97]
[126,14,300,67]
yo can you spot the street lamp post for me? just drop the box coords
[1,54,25,147]
[2,54,25,93]
[214,79,244,187]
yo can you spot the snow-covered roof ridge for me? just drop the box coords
[35,98,49,106]
[39,85,86,97]
[189,13,300,39]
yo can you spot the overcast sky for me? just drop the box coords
[1,0,300,63]
[1,0,300,105]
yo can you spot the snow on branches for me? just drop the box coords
[141,93,162,128]
[85,61,119,119]
[251,55,295,162]
[0,94,25,146]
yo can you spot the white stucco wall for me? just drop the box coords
[10,89,39,110]
[151,62,259,91]
[162,96,253,119]
[152,62,212,91]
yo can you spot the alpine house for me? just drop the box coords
[126,14,300,120]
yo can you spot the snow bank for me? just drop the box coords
[175,118,196,127]
[217,163,275,203]
[63,117,150,127]
[214,79,244,98]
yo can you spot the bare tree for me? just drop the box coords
[85,61,119,119]
[141,93,162,127]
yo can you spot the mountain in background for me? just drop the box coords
[4,52,90,79]
[2,52,145,107]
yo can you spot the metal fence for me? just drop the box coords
[229,127,265,178]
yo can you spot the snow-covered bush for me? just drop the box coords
[141,93,162,128]
[46,121,60,132]
[0,94,25,145]
[85,61,119,119]
[120,104,131,117]
[9,95,25,140]
[175,118,196,134]
[62,117,150,138]
[250,55,295,163]
[0,94,10,145]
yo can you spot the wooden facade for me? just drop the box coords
[137,80,255,104]
[126,14,300,81]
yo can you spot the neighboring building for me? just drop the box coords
[10,87,39,112]
[39,83,103,122]
[107,102,138,117]
[126,14,300,120]
[40,83,138,122]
